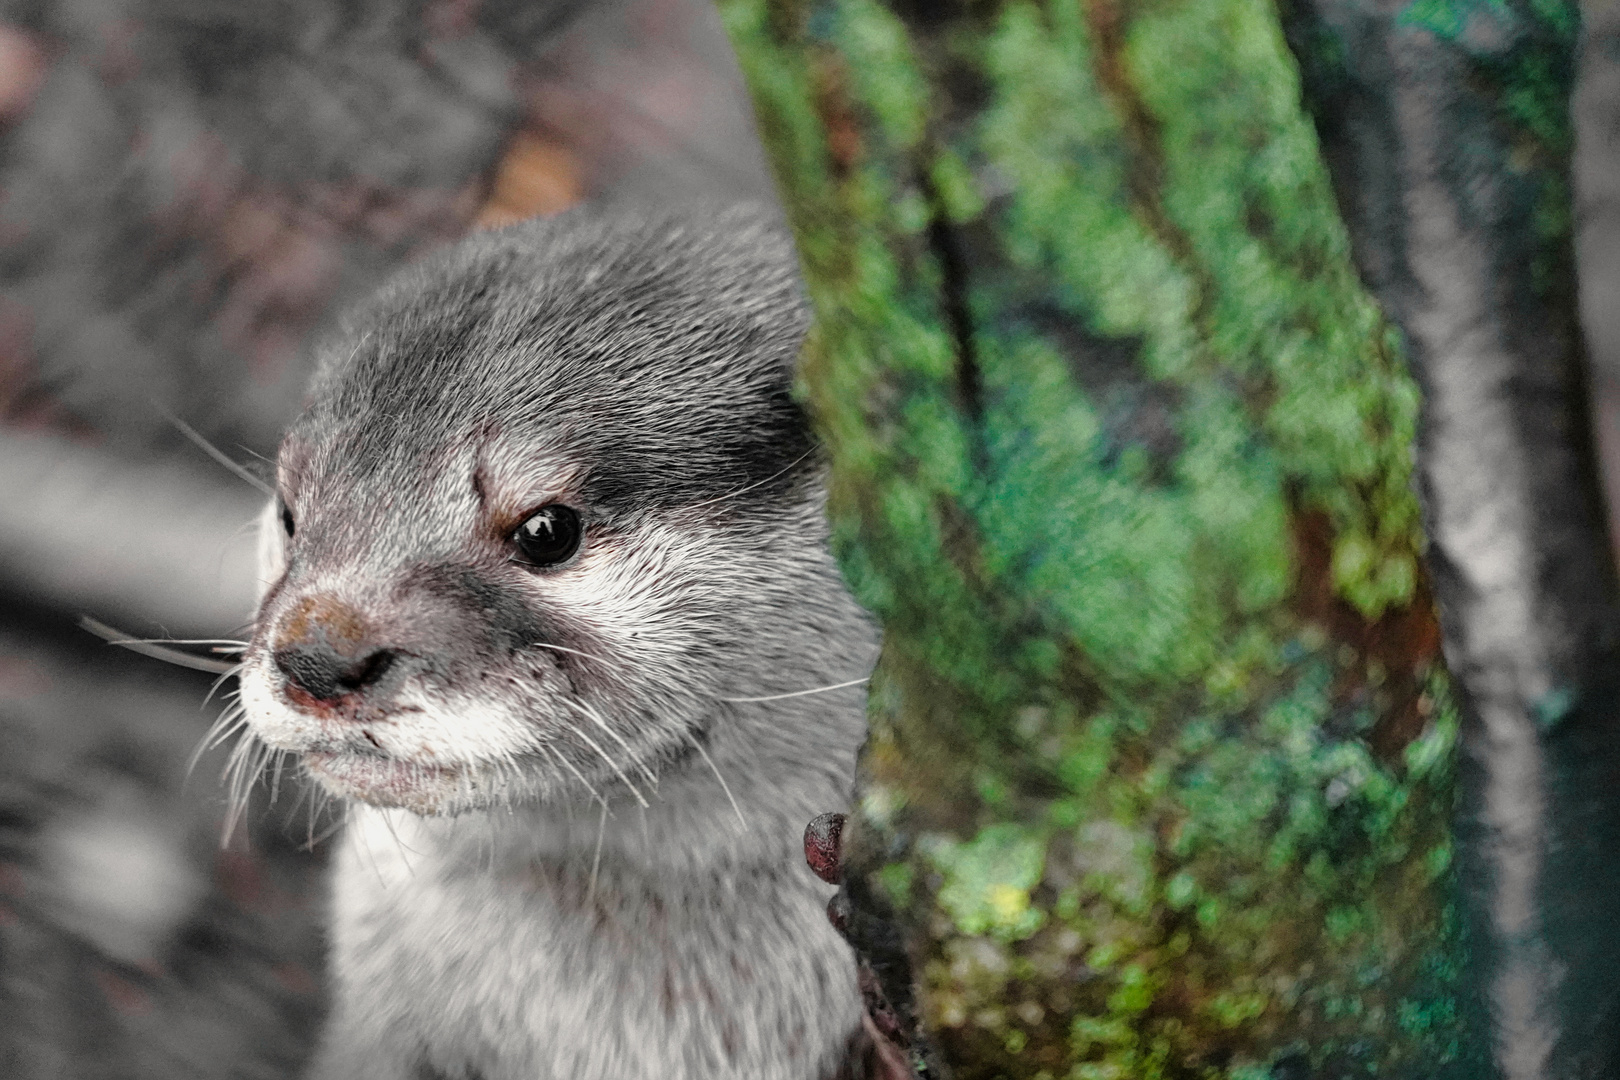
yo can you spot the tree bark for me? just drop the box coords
[725,1,1471,1075]
[1284,2,1620,1076]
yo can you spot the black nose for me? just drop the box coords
[273,643,398,702]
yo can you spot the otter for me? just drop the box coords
[229,205,879,1080]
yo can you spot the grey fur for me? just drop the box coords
[230,205,877,1079]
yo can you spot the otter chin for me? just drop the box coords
[227,205,879,1080]
[302,750,468,813]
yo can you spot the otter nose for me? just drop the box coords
[273,642,397,702]
[271,594,398,705]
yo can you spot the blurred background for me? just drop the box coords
[0,1,775,1074]
[2,0,1620,1077]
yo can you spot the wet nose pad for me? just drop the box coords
[270,594,400,706]
[273,643,398,703]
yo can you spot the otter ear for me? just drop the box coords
[255,499,287,602]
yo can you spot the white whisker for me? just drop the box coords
[561,707,649,809]
[107,637,248,648]
[269,750,287,807]
[187,704,247,780]
[720,676,869,703]
[80,616,240,674]
[530,642,622,669]
[573,698,658,791]
[356,805,390,890]
[684,448,815,511]
[379,810,420,874]
[207,705,248,749]
[203,667,242,707]
[586,799,608,906]
[220,730,269,848]
[538,740,607,810]
[284,772,316,834]
[305,788,345,850]
[163,408,275,497]
[689,735,746,829]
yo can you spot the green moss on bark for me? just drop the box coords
[722,0,1457,1075]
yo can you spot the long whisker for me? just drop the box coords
[378,808,421,872]
[720,677,869,703]
[220,731,267,847]
[244,743,273,829]
[538,739,607,811]
[572,698,658,791]
[355,804,389,890]
[530,641,622,668]
[203,669,242,707]
[302,785,322,850]
[560,708,649,809]
[284,770,316,834]
[79,616,239,674]
[586,799,608,906]
[481,812,496,875]
[203,706,248,752]
[163,408,275,498]
[268,749,288,807]
[687,733,746,829]
[304,788,346,850]
[228,735,275,844]
[187,703,248,778]
[684,448,815,511]
[106,637,248,648]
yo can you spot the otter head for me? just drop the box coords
[234,207,863,817]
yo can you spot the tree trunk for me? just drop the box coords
[724,1,1469,1076]
[1284,2,1620,1077]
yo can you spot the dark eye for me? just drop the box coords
[512,505,582,567]
[280,500,295,538]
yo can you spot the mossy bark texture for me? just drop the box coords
[1285,3,1620,1078]
[722,2,1476,1077]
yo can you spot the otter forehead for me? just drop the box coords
[283,206,815,521]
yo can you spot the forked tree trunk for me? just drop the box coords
[722,0,1613,1076]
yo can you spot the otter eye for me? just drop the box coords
[280,500,295,538]
[513,505,582,567]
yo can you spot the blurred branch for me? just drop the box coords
[0,430,263,637]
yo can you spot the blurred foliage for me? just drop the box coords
[723,0,1462,1075]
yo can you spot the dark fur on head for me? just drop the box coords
[299,206,817,518]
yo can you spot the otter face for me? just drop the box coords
[231,208,850,816]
